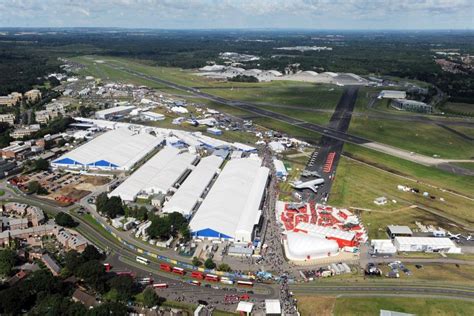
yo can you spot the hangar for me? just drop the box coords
[51,128,163,171]
[190,157,269,242]
[109,146,197,201]
[162,155,223,217]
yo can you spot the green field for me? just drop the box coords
[331,156,474,231]
[348,116,474,159]
[343,143,474,198]
[296,296,474,316]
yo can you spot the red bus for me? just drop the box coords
[236,280,254,287]
[153,283,168,289]
[103,263,112,272]
[189,280,201,286]
[191,271,205,279]
[160,263,172,272]
[205,274,220,282]
[172,267,185,275]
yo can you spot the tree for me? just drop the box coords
[142,287,163,308]
[82,245,103,262]
[34,158,49,171]
[96,193,124,218]
[179,225,191,242]
[55,212,77,228]
[27,181,48,195]
[0,249,16,276]
[192,257,202,267]
[107,275,135,302]
[76,260,107,292]
[95,193,109,213]
[147,216,171,240]
[217,263,231,272]
[204,258,216,270]
[64,250,84,274]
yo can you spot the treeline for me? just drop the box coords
[0,30,472,103]
[0,246,132,315]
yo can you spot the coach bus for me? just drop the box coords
[190,280,201,286]
[220,277,234,285]
[236,280,254,287]
[136,256,150,265]
[153,283,168,289]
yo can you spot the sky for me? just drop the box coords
[0,0,472,30]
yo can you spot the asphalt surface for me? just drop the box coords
[301,87,358,203]
[290,284,474,299]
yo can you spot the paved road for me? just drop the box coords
[290,284,474,299]
[101,62,474,175]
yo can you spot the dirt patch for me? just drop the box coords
[82,176,110,186]
[297,296,336,316]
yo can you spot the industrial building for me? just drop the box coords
[392,99,432,113]
[394,237,461,253]
[95,105,136,119]
[52,128,163,171]
[379,90,406,99]
[162,155,223,217]
[285,231,339,261]
[387,225,413,238]
[109,146,197,201]
[139,111,165,121]
[190,157,269,242]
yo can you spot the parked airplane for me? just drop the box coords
[447,232,460,240]
[291,178,325,193]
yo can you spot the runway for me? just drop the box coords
[301,86,358,202]
[104,63,473,175]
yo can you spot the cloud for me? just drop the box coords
[0,0,472,29]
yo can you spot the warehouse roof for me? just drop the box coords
[394,237,457,247]
[190,157,269,242]
[110,146,197,201]
[52,128,163,170]
[387,225,413,235]
[162,155,223,216]
[95,105,136,117]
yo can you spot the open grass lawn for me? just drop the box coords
[333,297,474,316]
[200,83,343,110]
[297,296,474,316]
[258,105,332,126]
[348,115,474,159]
[443,102,474,115]
[343,143,474,198]
[75,55,343,110]
[330,156,474,233]
[297,296,336,316]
